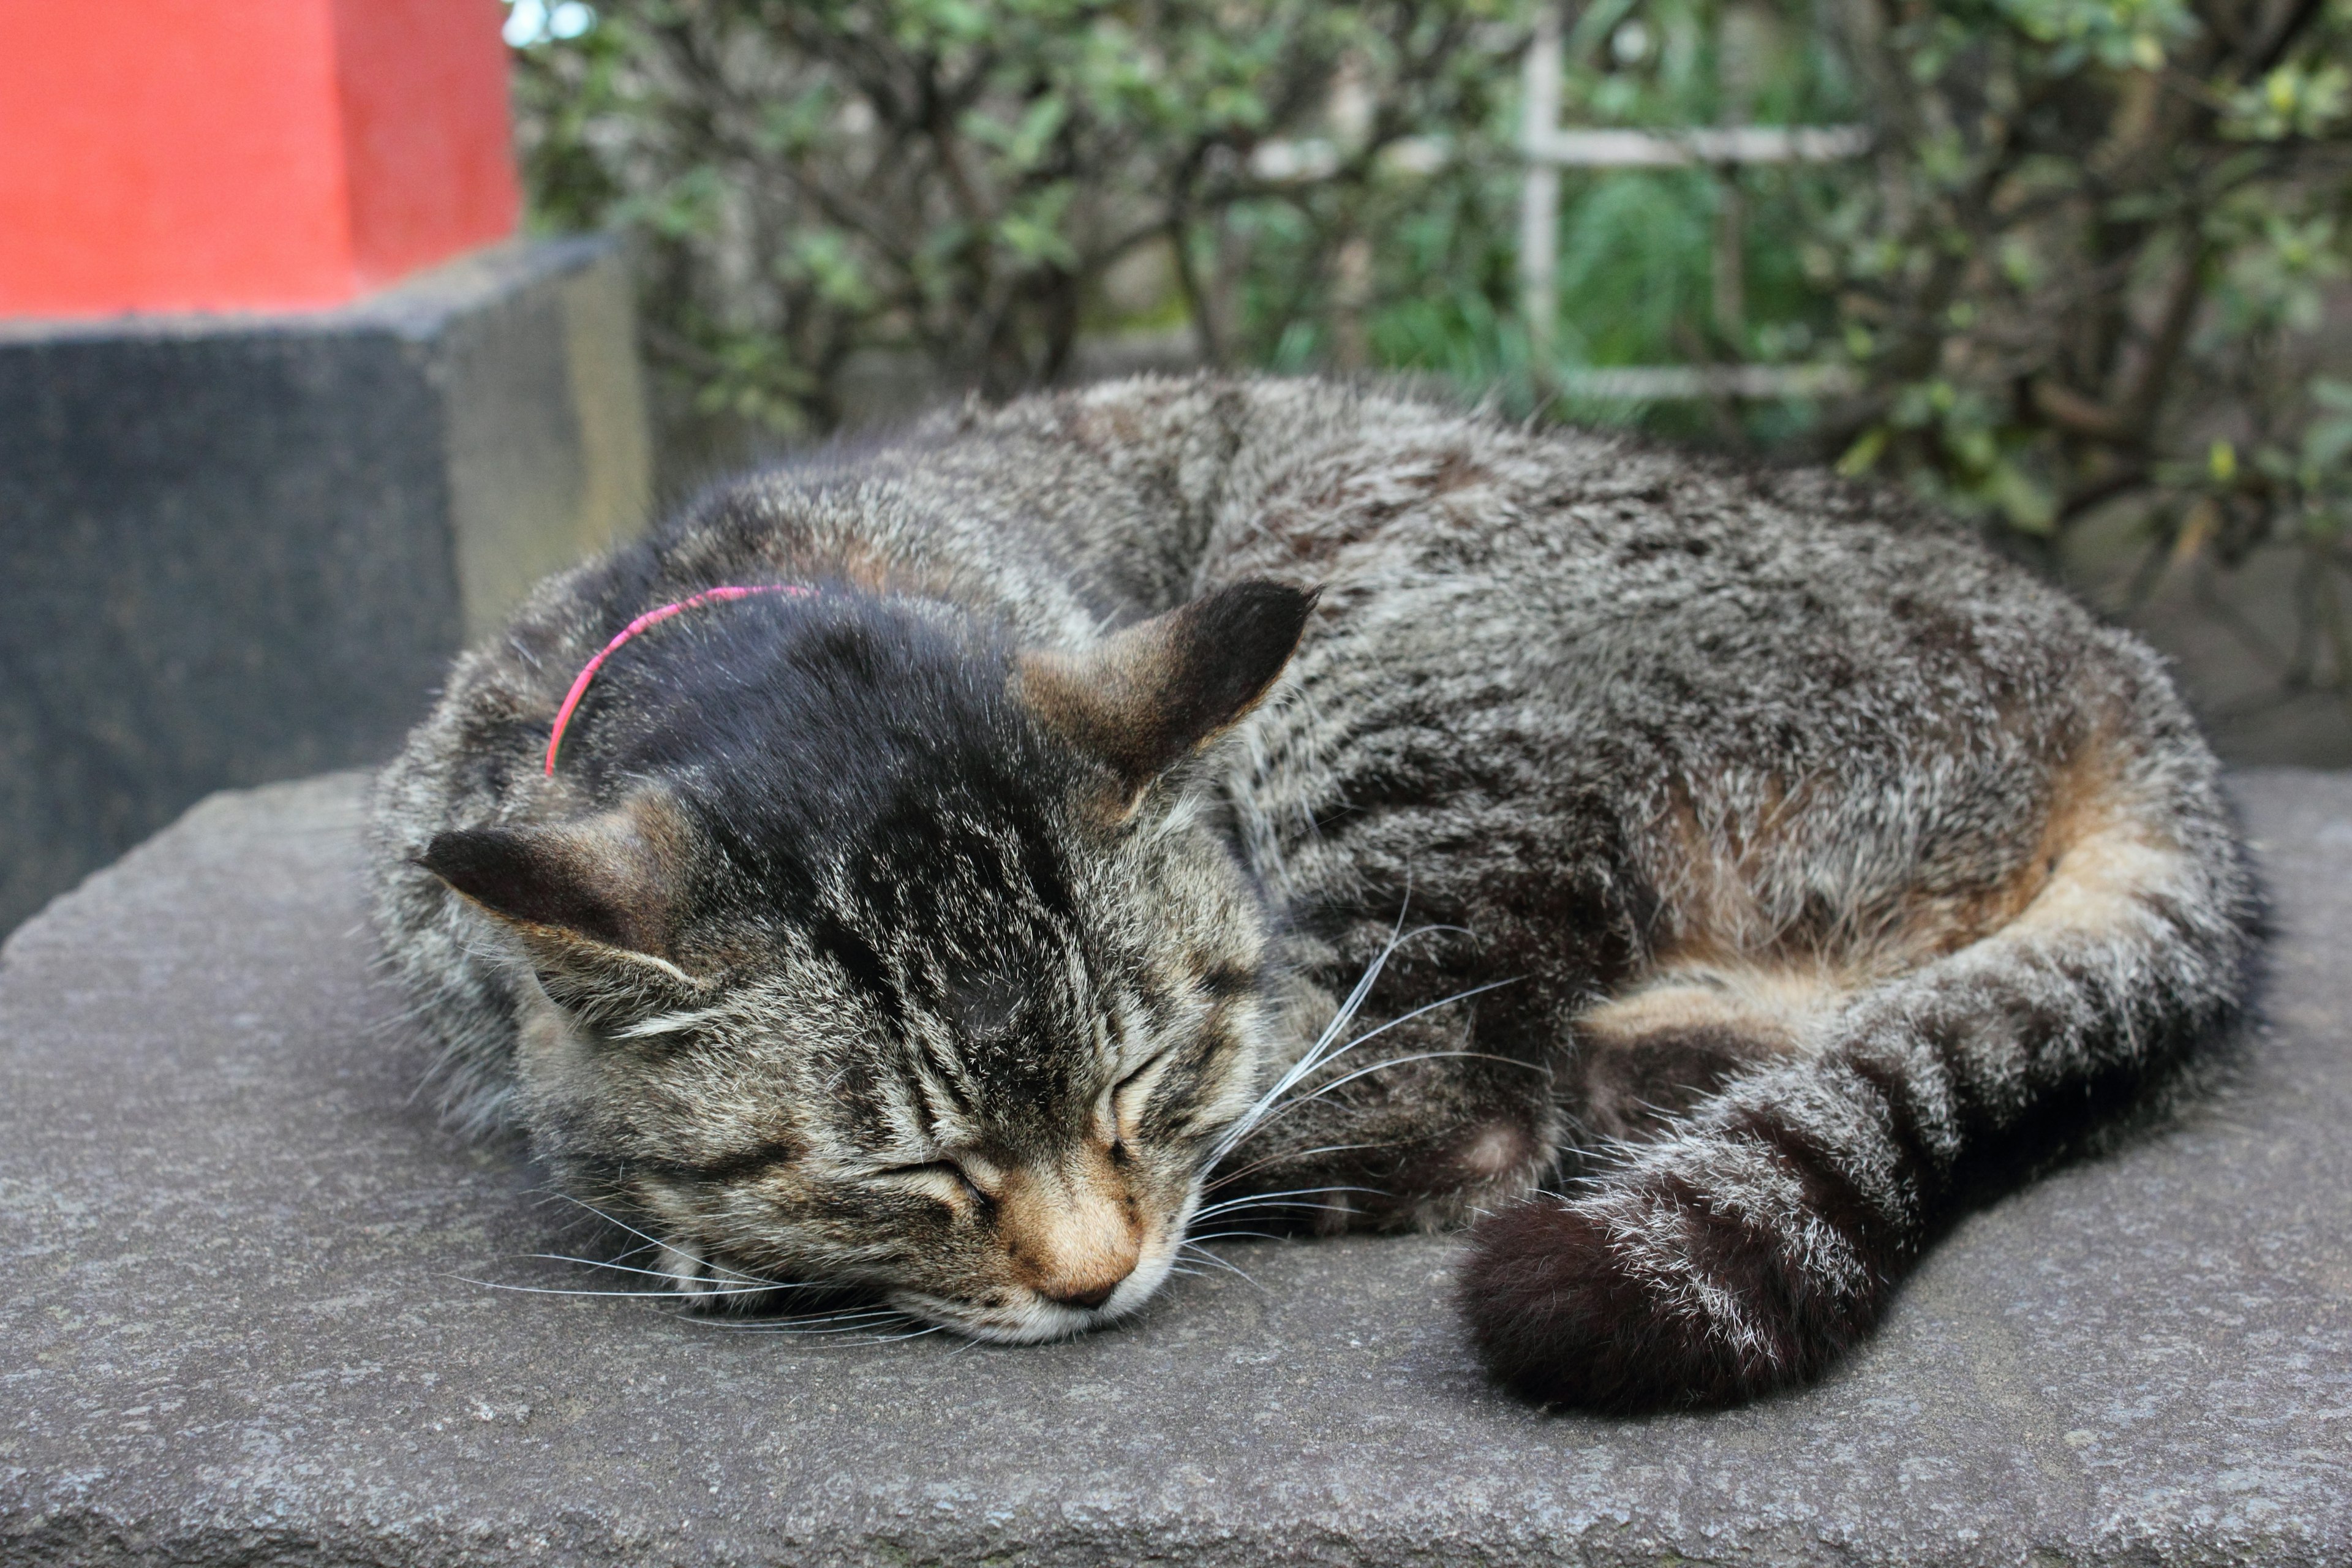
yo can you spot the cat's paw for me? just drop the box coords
[656,1243,726,1308]
[1456,1187,1825,1412]
[1376,1115,1552,1229]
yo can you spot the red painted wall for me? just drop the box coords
[0,0,521,318]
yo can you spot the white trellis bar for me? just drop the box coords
[1525,124,1871,167]
[1555,363,1861,399]
[1248,135,1452,183]
[1518,2,1871,395]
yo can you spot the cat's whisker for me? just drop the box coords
[1183,1199,1374,1225]
[1209,973,1525,1167]
[1233,1049,1548,1149]
[456,1276,793,1301]
[863,1323,948,1343]
[677,1306,909,1333]
[1189,1185,1386,1220]
[1204,908,1436,1165]
[1181,1254,1274,1292]
[1177,1241,1268,1292]
[521,1252,829,1290]
[1264,906,1416,1058]
[684,1318,913,1336]
[537,1193,774,1286]
[1299,1046,1548,1101]
[610,1004,734,1041]
[1265,977,1523,1091]
[1202,1141,1391,1191]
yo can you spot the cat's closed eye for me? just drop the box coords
[1104,1049,1177,1136]
[880,1159,995,1210]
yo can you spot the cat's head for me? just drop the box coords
[419,579,1314,1339]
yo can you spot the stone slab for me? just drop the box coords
[2,771,2349,1567]
[0,237,650,935]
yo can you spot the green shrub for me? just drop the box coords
[1812,0,2350,548]
[510,0,1522,437]
[511,0,2351,704]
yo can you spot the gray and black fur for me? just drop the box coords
[372,375,2255,1409]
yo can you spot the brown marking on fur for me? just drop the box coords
[1648,729,2147,988]
[1580,967,1835,1046]
[1069,401,1147,452]
[1574,969,1831,1139]
[763,535,959,601]
[1451,1120,1540,1183]
[1646,780,1825,973]
[1590,731,2155,1144]
[1824,725,2154,962]
[1856,737,2132,963]
[2010,731,2176,938]
[1882,881,2041,963]
[1254,450,1490,569]
[995,1145,1145,1305]
[1427,449,1486,496]
[1869,731,2157,960]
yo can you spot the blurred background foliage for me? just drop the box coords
[508,0,2352,747]
[509,0,1524,434]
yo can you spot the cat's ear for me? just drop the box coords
[1018,578,1317,808]
[415,794,702,1003]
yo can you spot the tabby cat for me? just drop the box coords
[371,375,2254,1411]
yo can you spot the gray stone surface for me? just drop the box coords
[2,771,2350,1567]
[0,238,650,935]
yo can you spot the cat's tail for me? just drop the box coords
[1458,761,2256,1411]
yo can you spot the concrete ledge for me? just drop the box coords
[2,772,2348,1566]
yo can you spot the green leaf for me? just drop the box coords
[1838,428,1890,476]
[1989,460,2058,533]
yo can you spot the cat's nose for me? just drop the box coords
[1046,1273,1128,1311]
[999,1152,1144,1310]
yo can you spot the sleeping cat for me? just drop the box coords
[371,374,2255,1411]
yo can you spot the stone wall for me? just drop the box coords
[0,237,650,935]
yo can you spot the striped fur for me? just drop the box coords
[371,374,2255,1408]
[1463,807,2246,1407]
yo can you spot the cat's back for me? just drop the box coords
[1187,380,2143,774]
[1170,379,2209,1009]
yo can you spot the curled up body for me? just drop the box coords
[371,375,2255,1411]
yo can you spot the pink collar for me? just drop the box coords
[543,584,813,775]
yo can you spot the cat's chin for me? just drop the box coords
[889,1245,1179,1343]
[901,1296,1115,1344]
